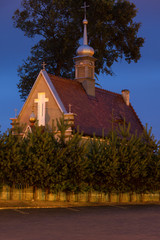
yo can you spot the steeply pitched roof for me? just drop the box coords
[48,74,143,137]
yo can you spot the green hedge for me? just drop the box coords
[0,119,160,194]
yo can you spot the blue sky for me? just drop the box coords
[0,0,160,139]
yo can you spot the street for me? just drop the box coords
[0,205,160,240]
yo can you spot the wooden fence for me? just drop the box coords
[0,185,160,204]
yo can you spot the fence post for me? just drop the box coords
[33,186,38,201]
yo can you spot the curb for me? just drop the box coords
[0,201,160,210]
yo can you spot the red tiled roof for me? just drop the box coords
[49,74,143,137]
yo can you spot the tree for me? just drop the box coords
[23,126,57,191]
[139,125,160,193]
[114,123,143,193]
[86,135,117,193]
[62,133,88,193]
[0,130,24,188]
[13,0,144,100]
[51,117,88,193]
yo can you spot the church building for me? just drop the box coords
[10,3,143,137]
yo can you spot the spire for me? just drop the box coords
[76,2,94,57]
[81,2,89,45]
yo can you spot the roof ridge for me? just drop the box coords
[48,74,81,85]
[95,87,121,96]
[48,74,72,81]
[49,73,121,96]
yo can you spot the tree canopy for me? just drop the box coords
[12,0,144,100]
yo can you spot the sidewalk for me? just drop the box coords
[0,200,110,209]
[0,200,160,210]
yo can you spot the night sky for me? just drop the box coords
[0,0,160,139]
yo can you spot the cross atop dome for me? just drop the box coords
[81,2,89,20]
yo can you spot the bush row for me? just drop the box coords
[0,120,160,194]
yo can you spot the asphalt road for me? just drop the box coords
[0,205,160,240]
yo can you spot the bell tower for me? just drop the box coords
[74,2,96,97]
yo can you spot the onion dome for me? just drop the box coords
[76,45,94,56]
[29,111,36,124]
[76,4,94,57]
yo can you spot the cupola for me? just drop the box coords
[74,2,96,97]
